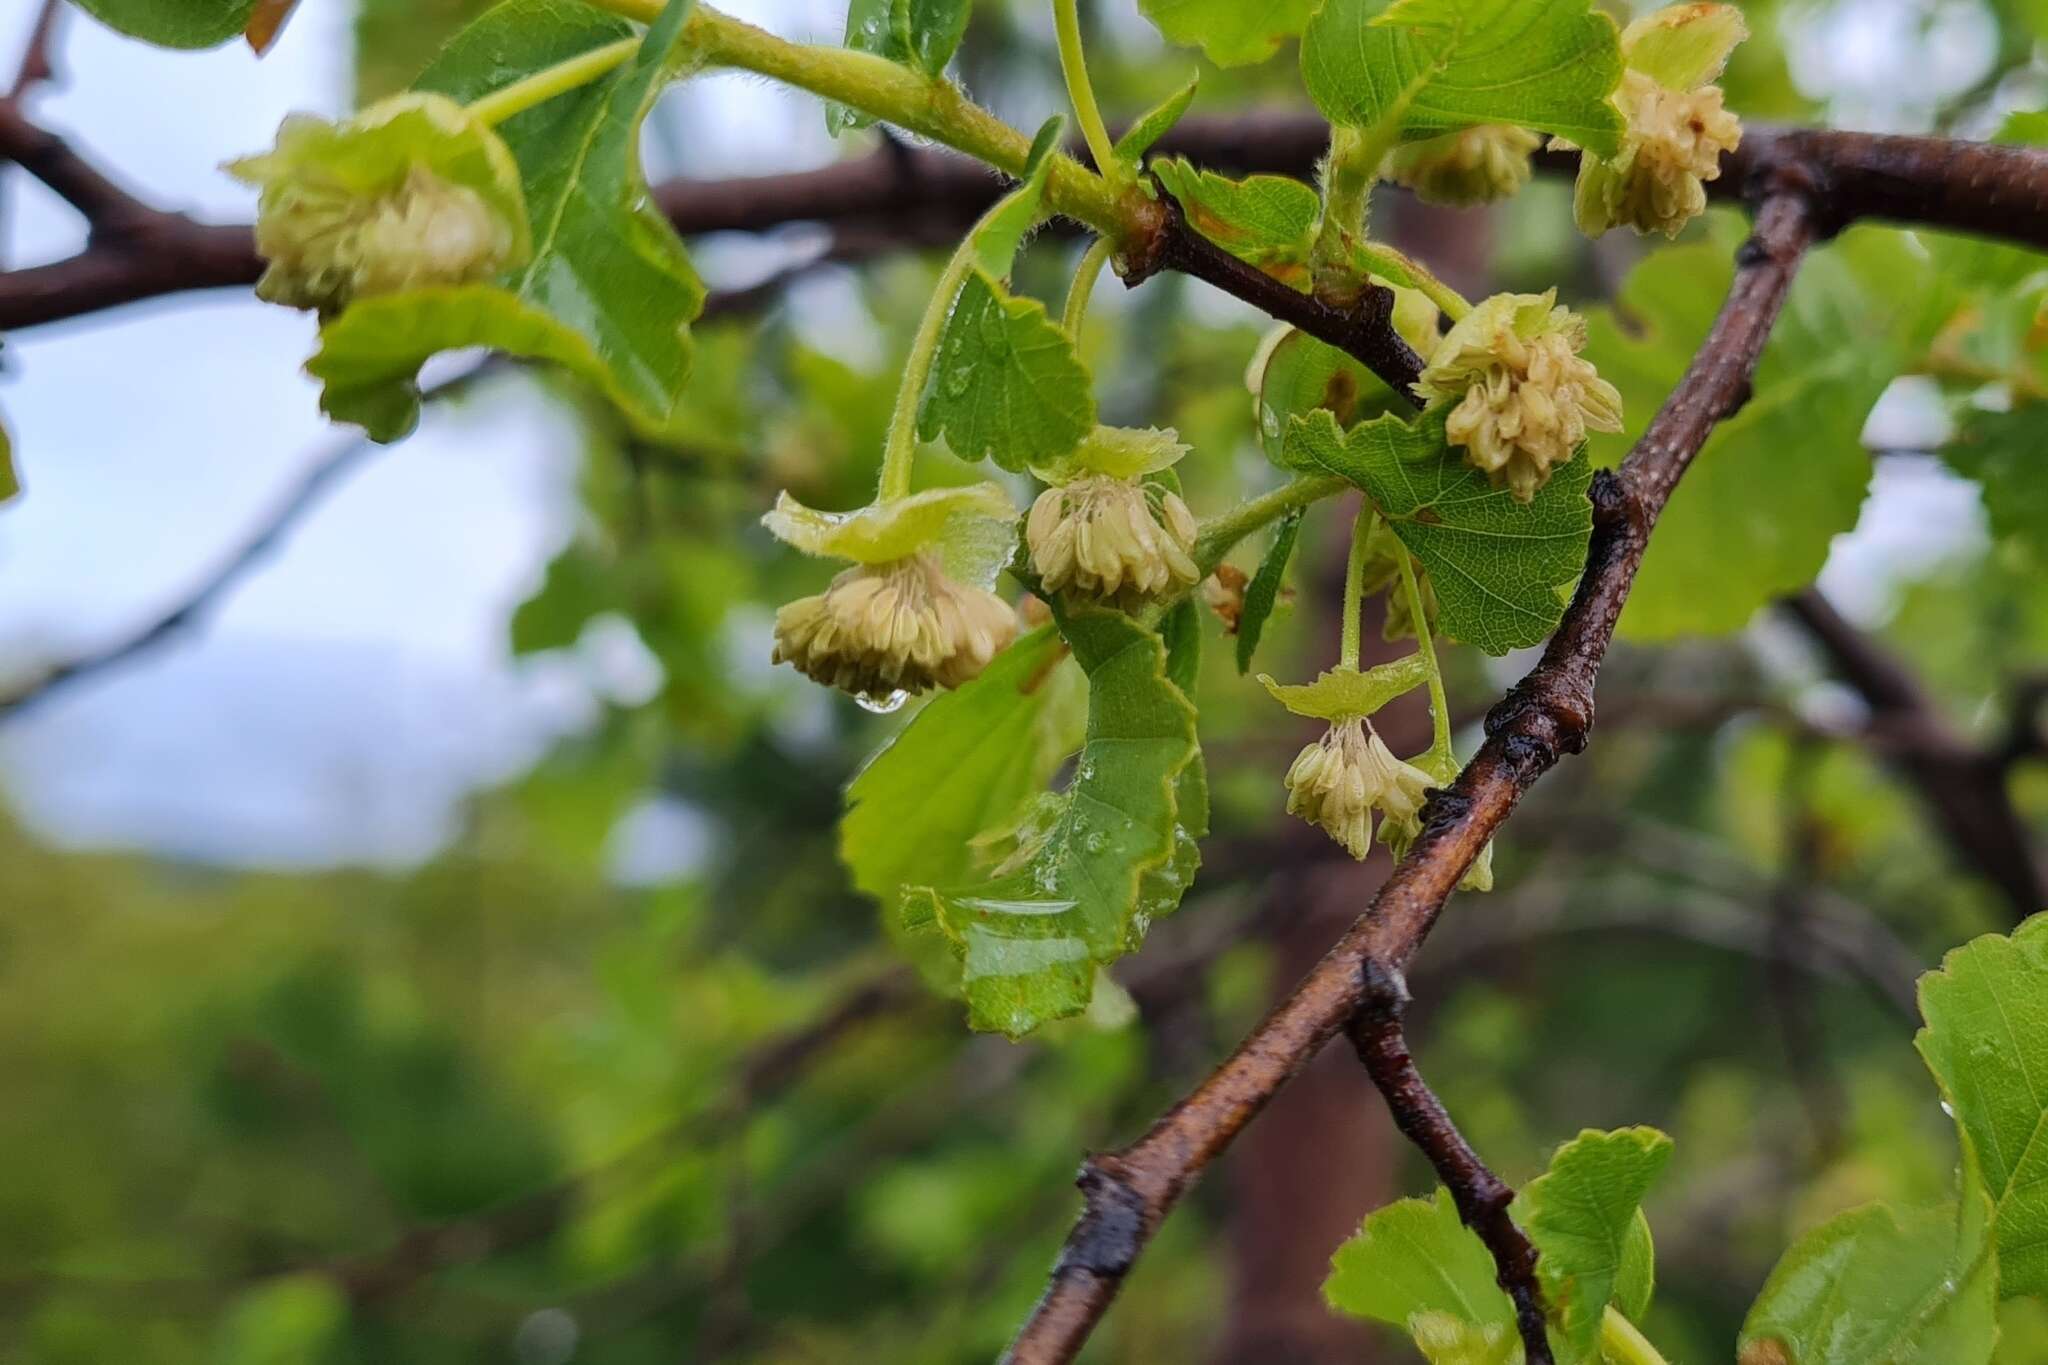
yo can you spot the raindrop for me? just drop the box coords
[856,688,909,714]
[945,367,973,397]
[1083,830,1108,854]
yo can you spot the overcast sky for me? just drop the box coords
[0,0,1994,870]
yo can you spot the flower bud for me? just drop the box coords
[1561,4,1747,239]
[772,551,1018,701]
[1387,125,1543,207]
[228,94,528,315]
[1283,718,1435,861]
[1414,290,1623,502]
[1026,474,1200,603]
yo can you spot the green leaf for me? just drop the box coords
[0,406,16,505]
[1151,159,1319,288]
[760,483,1017,583]
[1325,1188,1518,1336]
[1030,425,1190,484]
[1258,656,1431,720]
[917,272,1096,472]
[68,0,257,49]
[1251,327,1405,463]
[1137,0,1319,67]
[1916,912,2048,1298]
[211,1274,348,1365]
[1114,76,1200,163]
[968,118,1063,280]
[1945,406,2048,568]
[1737,1186,1999,1365]
[1621,2,1747,90]
[1160,597,1203,698]
[1285,408,1594,655]
[1580,225,1947,640]
[828,0,973,132]
[842,626,1085,991]
[1301,0,1624,155]
[1511,1127,1673,1361]
[321,0,706,441]
[1236,509,1303,673]
[902,608,1200,1037]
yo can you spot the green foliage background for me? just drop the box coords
[4,0,2048,1362]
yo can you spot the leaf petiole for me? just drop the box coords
[1192,474,1349,579]
[465,36,640,126]
[1340,502,1375,671]
[1397,547,1452,763]
[1600,1307,1671,1365]
[877,244,979,502]
[1061,236,1116,338]
[1053,0,1124,185]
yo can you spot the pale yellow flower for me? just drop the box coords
[1387,125,1542,207]
[1025,474,1200,603]
[1283,718,1435,861]
[772,551,1017,700]
[1414,291,1623,502]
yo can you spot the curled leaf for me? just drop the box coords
[1258,655,1432,721]
[1029,426,1190,484]
[763,484,1018,586]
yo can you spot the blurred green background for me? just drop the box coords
[1,0,2046,1361]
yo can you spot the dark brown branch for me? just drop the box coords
[1000,191,1819,1365]
[6,115,2045,334]
[1348,960,1550,1362]
[1783,588,2046,921]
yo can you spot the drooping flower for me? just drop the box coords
[1387,125,1543,207]
[763,483,1020,701]
[773,552,1018,698]
[1560,4,1748,239]
[1025,426,1201,605]
[1413,290,1623,501]
[227,93,528,314]
[1283,717,1435,861]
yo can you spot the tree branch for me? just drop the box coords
[999,190,1819,1365]
[1348,959,1550,1362]
[1782,587,2045,921]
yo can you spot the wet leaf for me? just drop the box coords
[1137,0,1319,67]
[1511,1127,1672,1360]
[1151,159,1319,288]
[917,273,1096,472]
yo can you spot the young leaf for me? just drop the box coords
[917,273,1096,471]
[829,0,974,132]
[68,0,257,49]
[968,117,1064,280]
[0,406,16,504]
[1581,225,1950,640]
[1136,0,1319,68]
[842,627,1084,990]
[1737,1185,1999,1365]
[1944,407,2048,568]
[1236,509,1303,673]
[316,0,706,441]
[1325,1188,1519,1337]
[1151,160,1319,288]
[1258,655,1432,720]
[1915,912,2048,1298]
[1301,0,1624,155]
[1114,76,1200,164]
[1285,408,1594,655]
[902,608,1201,1037]
[1511,1127,1673,1361]
[1250,327,1404,463]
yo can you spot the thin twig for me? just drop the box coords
[7,0,63,102]
[1348,959,1550,1362]
[999,190,1820,1365]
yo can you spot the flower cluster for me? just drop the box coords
[1283,717,1433,861]
[1414,290,1623,502]
[1564,4,1747,238]
[1026,474,1200,603]
[1387,124,1543,207]
[228,93,528,315]
[772,552,1017,699]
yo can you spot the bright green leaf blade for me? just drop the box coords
[1301,0,1624,155]
[0,407,16,505]
[969,118,1063,280]
[1325,1188,1519,1332]
[1945,407,2048,569]
[1236,509,1303,674]
[1252,327,1405,464]
[1510,1126,1674,1362]
[1152,159,1319,288]
[334,0,706,440]
[68,0,257,49]
[1621,2,1747,90]
[760,483,1018,583]
[1916,912,2048,1298]
[1114,75,1200,163]
[1737,1187,1999,1365]
[902,608,1200,1037]
[842,626,1085,991]
[1259,656,1431,721]
[1285,408,1594,655]
[829,0,974,131]
[917,271,1096,472]
[1581,224,1950,640]
[212,1273,349,1365]
[1137,0,1319,67]
[1160,597,1203,699]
